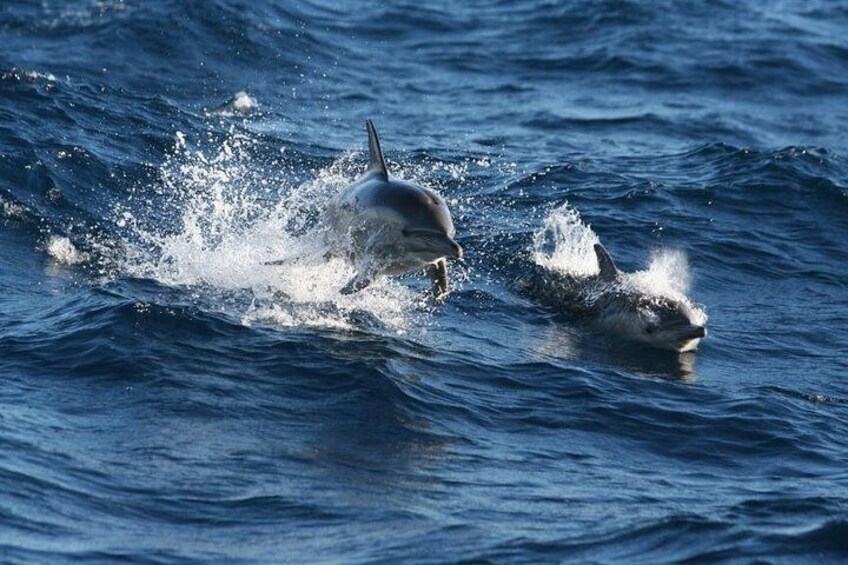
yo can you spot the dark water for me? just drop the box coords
[2,1,848,562]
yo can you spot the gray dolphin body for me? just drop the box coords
[324,120,462,296]
[525,244,707,352]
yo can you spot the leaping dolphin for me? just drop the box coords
[324,120,462,297]
[525,243,707,352]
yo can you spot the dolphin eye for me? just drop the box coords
[401,228,410,237]
[645,325,656,334]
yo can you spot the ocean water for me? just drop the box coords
[1,0,847,562]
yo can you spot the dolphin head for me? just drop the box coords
[378,179,462,263]
[633,295,707,352]
[590,244,706,352]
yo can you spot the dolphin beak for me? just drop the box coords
[451,239,463,260]
[434,234,464,260]
[405,229,463,260]
[435,236,463,259]
[687,325,707,339]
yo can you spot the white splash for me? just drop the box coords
[532,203,600,276]
[115,130,439,332]
[211,91,259,116]
[0,195,28,219]
[47,235,90,265]
[231,91,257,112]
[630,249,690,298]
[25,70,57,82]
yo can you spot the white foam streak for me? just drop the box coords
[211,91,259,117]
[47,236,90,265]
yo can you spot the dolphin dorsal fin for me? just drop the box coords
[594,243,619,281]
[365,119,388,180]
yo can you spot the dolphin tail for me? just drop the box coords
[365,119,388,179]
[594,243,620,281]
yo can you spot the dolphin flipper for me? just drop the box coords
[428,259,448,298]
[340,273,372,295]
[365,119,388,180]
[594,244,619,281]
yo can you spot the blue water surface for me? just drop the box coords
[1,1,847,562]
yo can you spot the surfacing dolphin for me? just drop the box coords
[524,243,707,352]
[324,120,462,297]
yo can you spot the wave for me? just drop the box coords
[3,1,848,561]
